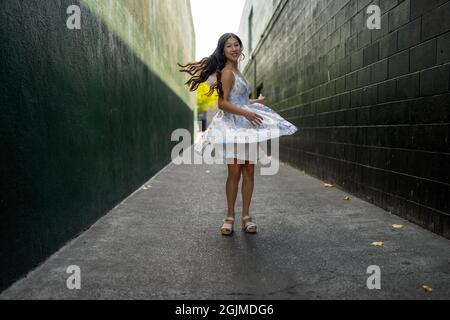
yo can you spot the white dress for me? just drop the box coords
[194,70,298,163]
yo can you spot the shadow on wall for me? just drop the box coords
[0,0,194,292]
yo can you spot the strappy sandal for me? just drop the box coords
[220,217,235,236]
[241,216,257,233]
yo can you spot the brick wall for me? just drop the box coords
[242,0,450,238]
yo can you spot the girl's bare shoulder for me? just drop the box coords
[221,69,235,81]
[221,68,234,75]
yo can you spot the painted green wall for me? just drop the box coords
[0,0,195,291]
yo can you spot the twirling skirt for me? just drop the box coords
[194,103,298,164]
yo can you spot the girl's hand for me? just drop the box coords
[251,94,265,105]
[254,94,265,105]
[243,110,264,127]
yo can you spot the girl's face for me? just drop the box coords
[223,37,241,62]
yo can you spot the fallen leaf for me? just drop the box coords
[324,183,334,188]
[344,196,350,200]
[421,285,433,292]
[392,224,403,229]
[371,242,384,246]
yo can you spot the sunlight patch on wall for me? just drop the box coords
[80,0,196,110]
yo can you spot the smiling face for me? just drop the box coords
[223,37,242,63]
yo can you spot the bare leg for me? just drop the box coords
[226,158,243,218]
[241,160,255,217]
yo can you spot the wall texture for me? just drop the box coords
[241,0,450,238]
[0,0,195,291]
[238,0,280,71]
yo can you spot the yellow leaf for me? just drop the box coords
[392,224,403,229]
[324,183,334,188]
[421,285,433,292]
[371,242,383,246]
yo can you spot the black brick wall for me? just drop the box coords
[245,0,450,238]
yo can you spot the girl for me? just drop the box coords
[178,33,298,236]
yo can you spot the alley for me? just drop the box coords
[1,157,449,299]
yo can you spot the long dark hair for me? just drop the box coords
[177,33,245,99]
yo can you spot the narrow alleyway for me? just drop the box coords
[1,155,449,299]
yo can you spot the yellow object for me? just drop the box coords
[421,285,433,292]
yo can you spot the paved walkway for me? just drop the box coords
[1,156,450,299]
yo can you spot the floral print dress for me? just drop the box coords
[194,70,298,163]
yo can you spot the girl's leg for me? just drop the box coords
[226,158,243,217]
[241,160,255,217]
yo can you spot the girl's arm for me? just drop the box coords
[218,70,264,126]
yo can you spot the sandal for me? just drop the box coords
[241,216,257,233]
[220,217,235,236]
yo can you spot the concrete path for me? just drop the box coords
[1,157,450,299]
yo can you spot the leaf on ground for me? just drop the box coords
[392,224,404,229]
[344,196,350,200]
[371,241,384,246]
[421,285,433,292]
[324,183,334,188]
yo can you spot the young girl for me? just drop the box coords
[178,33,298,236]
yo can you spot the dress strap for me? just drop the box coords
[229,69,249,86]
[229,70,238,81]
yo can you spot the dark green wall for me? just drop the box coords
[0,0,195,291]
